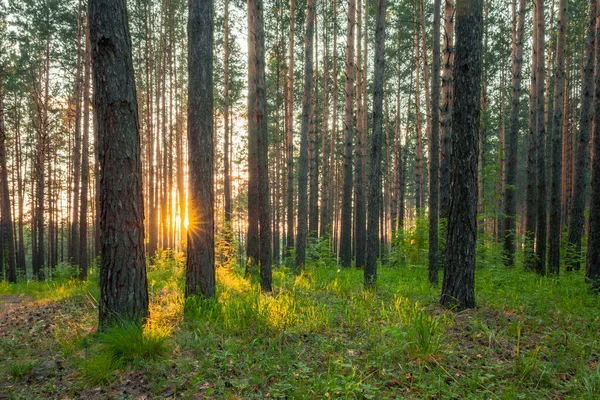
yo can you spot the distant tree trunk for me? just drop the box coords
[70,0,83,267]
[79,17,91,280]
[15,109,26,274]
[586,0,600,289]
[428,0,441,285]
[365,0,387,287]
[503,0,526,267]
[391,91,402,236]
[320,4,332,239]
[524,3,538,271]
[439,0,454,220]
[186,0,215,298]
[0,71,15,283]
[309,18,319,239]
[285,0,295,256]
[413,13,424,215]
[224,0,232,230]
[339,0,356,268]
[90,0,149,329]
[296,0,315,270]
[547,0,568,275]
[327,0,338,243]
[496,33,507,242]
[534,0,547,275]
[354,0,366,269]
[440,0,483,310]
[146,4,158,257]
[420,0,432,175]
[567,0,594,272]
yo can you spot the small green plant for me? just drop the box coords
[52,262,80,281]
[99,322,170,363]
[408,310,442,358]
[79,352,117,386]
[582,364,600,399]
[8,360,36,379]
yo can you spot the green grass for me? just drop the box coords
[1,248,600,398]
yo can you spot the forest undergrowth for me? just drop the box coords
[1,239,599,399]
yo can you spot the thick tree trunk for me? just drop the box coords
[567,0,594,272]
[548,0,568,275]
[186,0,215,298]
[440,0,483,310]
[339,0,356,268]
[503,0,526,266]
[296,0,315,270]
[365,0,387,287]
[586,0,600,288]
[90,0,149,328]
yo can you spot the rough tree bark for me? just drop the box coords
[340,0,356,268]
[365,0,387,287]
[79,17,91,280]
[548,0,568,275]
[503,0,526,267]
[440,0,483,310]
[296,0,315,270]
[439,0,454,221]
[186,0,215,298]
[90,0,149,328]
[567,0,594,272]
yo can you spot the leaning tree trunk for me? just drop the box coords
[586,1,600,289]
[186,0,215,298]
[547,0,568,275]
[365,0,387,287]
[90,0,149,329]
[296,0,315,270]
[503,0,526,267]
[440,0,483,311]
[567,0,594,272]
[339,0,356,268]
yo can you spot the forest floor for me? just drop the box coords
[1,251,600,399]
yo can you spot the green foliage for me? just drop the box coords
[79,352,117,386]
[8,360,36,379]
[306,235,337,268]
[390,214,429,267]
[51,263,79,281]
[98,322,170,363]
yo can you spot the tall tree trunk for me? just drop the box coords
[428,0,441,285]
[548,0,568,275]
[414,11,424,214]
[79,16,91,280]
[319,2,332,239]
[440,0,483,310]
[503,0,526,266]
[247,0,272,291]
[296,0,315,270]
[308,17,319,239]
[534,0,547,275]
[186,0,215,298]
[0,71,15,283]
[354,0,366,268]
[70,0,83,267]
[365,0,387,287]
[339,0,356,268]
[90,0,149,329]
[285,0,295,256]
[567,0,594,272]
[224,0,232,231]
[586,0,600,288]
[147,4,158,257]
[439,0,454,220]
[524,2,538,271]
